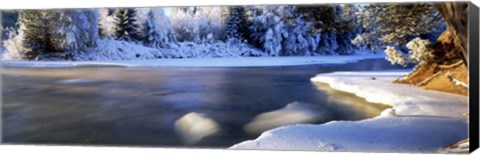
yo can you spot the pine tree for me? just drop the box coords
[19,10,68,59]
[261,6,284,56]
[248,7,267,49]
[225,6,249,42]
[139,8,177,49]
[281,6,319,56]
[142,10,161,48]
[113,8,142,41]
[65,9,100,58]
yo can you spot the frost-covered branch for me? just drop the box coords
[384,37,435,67]
[384,46,407,66]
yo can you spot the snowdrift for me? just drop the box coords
[231,71,469,153]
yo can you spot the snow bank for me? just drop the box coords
[174,112,220,144]
[0,54,384,68]
[310,71,468,119]
[231,71,469,153]
[244,102,332,135]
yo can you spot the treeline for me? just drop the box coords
[0,4,445,60]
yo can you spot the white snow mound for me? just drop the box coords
[174,112,220,144]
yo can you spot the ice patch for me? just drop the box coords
[174,112,220,144]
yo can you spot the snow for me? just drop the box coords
[231,70,469,153]
[0,54,384,68]
[174,112,220,144]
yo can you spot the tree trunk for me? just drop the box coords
[434,2,469,67]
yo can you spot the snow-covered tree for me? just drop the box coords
[291,4,365,55]
[140,8,177,48]
[18,10,70,59]
[65,9,100,58]
[2,25,25,59]
[354,3,444,52]
[248,6,267,49]
[334,4,363,54]
[170,7,197,42]
[4,9,99,60]
[98,8,115,38]
[171,6,228,42]
[225,6,249,42]
[281,6,319,56]
[248,6,284,56]
[113,8,142,41]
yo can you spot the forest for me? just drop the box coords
[1,3,446,61]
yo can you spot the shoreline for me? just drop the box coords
[230,70,468,152]
[0,54,384,68]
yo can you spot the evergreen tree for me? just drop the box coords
[353,3,444,52]
[140,8,177,48]
[113,8,142,41]
[248,7,267,49]
[225,6,249,42]
[261,6,284,56]
[142,10,161,48]
[98,8,115,38]
[19,10,68,59]
[65,9,100,58]
[334,4,362,55]
[281,6,319,56]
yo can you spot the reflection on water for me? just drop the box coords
[1,58,408,148]
[312,83,392,119]
[244,102,333,134]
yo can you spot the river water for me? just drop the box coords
[1,58,409,148]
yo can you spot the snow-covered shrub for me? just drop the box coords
[170,41,264,58]
[74,39,160,60]
[69,39,264,61]
[406,37,434,64]
[2,26,26,60]
[384,46,407,66]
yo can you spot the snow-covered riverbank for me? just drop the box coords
[230,71,469,153]
[0,54,384,68]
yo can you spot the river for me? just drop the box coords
[1,58,410,148]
